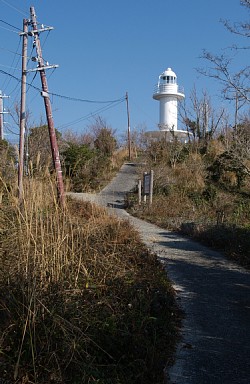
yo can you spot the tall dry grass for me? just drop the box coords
[0,175,179,384]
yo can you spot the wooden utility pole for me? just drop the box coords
[18,18,29,204]
[30,6,65,206]
[0,90,10,140]
[125,92,131,161]
[0,91,3,140]
[235,91,239,132]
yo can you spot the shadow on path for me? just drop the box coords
[69,163,250,384]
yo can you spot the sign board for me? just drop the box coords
[143,173,151,195]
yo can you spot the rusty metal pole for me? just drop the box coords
[125,92,131,161]
[30,6,65,206]
[18,19,28,204]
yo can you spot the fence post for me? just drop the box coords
[138,179,142,205]
[149,169,154,205]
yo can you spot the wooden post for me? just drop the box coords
[143,172,148,203]
[138,179,142,205]
[18,18,28,204]
[125,92,131,161]
[149,169,154,205]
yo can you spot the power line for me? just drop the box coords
[0,69,126,132]
[41,30,51,50]
[0,45,37,61]
[26,70,38,94]
[0,24,20,33]
[4,123,19,135]
[57,99,125,131]
[0,18,20,31]
[1,37,22,91]
[0,0,28,17]
[0,69,126,104]
[0,63,22,70]
[50,92,125,104]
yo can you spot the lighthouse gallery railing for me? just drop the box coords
[153,84,185,95]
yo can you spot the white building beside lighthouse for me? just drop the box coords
[153,67,185,131]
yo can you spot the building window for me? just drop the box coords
[162,75,176,84]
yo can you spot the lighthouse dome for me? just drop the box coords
[163,67,176,77]
[160,68,177,84]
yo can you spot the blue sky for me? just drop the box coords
[0,0,248,143]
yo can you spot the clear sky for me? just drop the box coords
[0,0,248,143]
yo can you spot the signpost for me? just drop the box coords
[143,173,151,195]
[142,170,154,205]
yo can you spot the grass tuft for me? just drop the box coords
[0,178,180,384]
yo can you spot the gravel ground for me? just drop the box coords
[68,163,250,384]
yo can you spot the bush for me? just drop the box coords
[183,223,250,269]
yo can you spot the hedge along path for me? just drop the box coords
[68,163,250,384]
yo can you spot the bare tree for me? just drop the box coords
[222,0,250,39]
[180,87,226,142]
[87,116,117,157]
[198,1,250,107]
[233,117,250,161]
[198,52,250,104]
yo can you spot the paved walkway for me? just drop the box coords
[68,163,250,384]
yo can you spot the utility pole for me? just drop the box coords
[125,92,131,161]
[0,91,3,140]
[29,6,65,206]
[0,90,10,140]
[235,91,239,132]
[18,18,29,204]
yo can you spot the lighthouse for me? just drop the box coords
[153,67,185,131]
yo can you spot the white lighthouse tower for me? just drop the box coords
[153,67,185,131]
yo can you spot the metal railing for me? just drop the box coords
[153,84,184,95]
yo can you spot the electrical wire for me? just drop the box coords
[0,46,36,62]
[0,0,28,17]
[57,99,125,131]
[41,30,51,50]
[0,68,126,136]
[0,18,20,31]
[51,92,125,104]
[0,69,41,92]
[1,37,21,91]
[26,71,38,94]
[0,24,20,33]
[4,124,19,136]
[0,69,126,104]
[0,63,22,70]
[130,95,156,125]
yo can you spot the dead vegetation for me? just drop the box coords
[128,131,250,269]
[0,176,180,384]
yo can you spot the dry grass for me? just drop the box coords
[130,185,250,269]
[0,176,180,384]
[128,146,250,269]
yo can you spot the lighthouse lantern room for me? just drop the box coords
[153,67,185,131]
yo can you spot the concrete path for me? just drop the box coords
[68,163,250,384]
